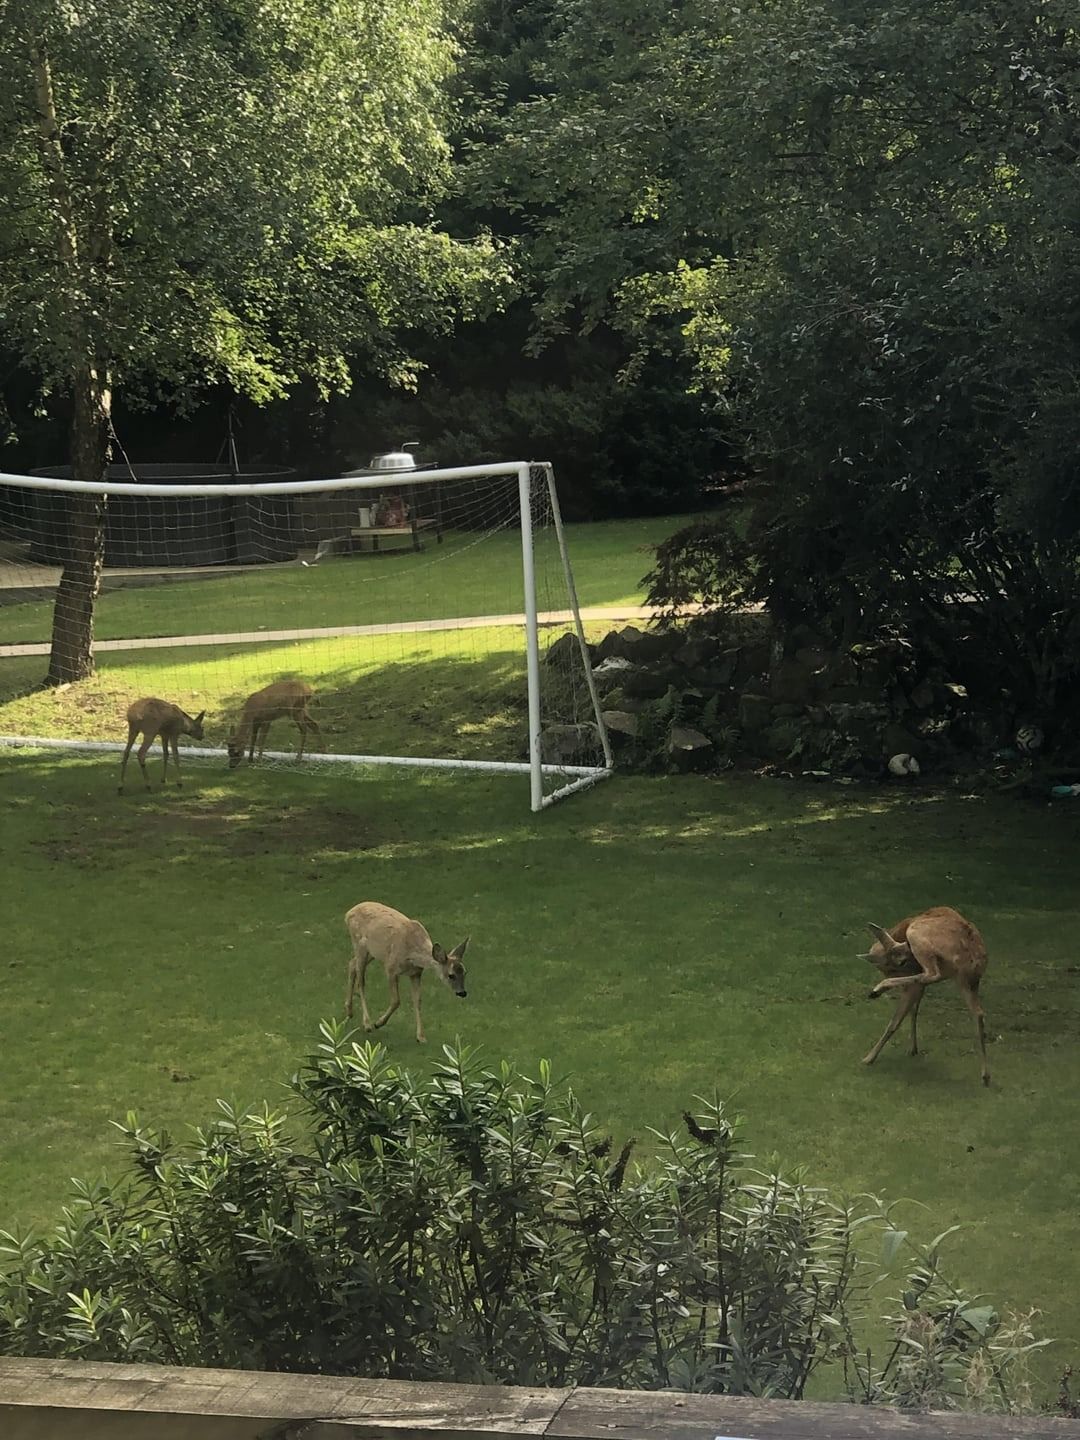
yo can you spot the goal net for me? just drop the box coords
[0,461,612,810]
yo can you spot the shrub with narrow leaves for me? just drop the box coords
[0,1027,1052,1406]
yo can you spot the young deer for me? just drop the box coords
[119,697,205,794]
[858,905,991,1085]
[227,679,319,767]
[344,901,470,1044]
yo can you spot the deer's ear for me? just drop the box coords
[194,710,205,724]
[449,936,470,961]
[431,943,448,964]
[866,923,895,947]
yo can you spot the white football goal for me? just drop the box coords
[0,460,613,810]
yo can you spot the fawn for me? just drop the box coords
[227,679,319,767]
[344,901,470,1044]
[119,698,205,793]
[858,905,991,1085]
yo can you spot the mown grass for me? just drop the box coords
[2,750,1079,1374]
[0,627,542,762]
[0,514,673,644]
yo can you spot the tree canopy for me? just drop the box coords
[0,0,510,679]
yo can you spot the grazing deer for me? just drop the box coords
[119,697,205,794]
[858,906,991,1085]
[344,901,470,1044]
[227,679,319,768]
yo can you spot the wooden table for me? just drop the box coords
[348,517,443,554]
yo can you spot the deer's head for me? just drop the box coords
[432,937,470,997]
[227,741,244,769]
[859,923,920,977]
[187,710,206,741]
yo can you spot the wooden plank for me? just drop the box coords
[1,1359,1078,1440]
[0,1359,562,1440]
[551,1385,1080,1440]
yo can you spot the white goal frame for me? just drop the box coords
[0,461,614,811]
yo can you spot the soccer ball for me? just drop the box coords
[1016,725,1044,754]
[887,753,920,777]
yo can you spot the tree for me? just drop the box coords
[0,0,510,683]
[481,0,1080,725]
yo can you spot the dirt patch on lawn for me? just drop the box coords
[32,795,398,864]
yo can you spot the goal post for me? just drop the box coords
[0,459,614,811]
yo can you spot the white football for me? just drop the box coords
[887,753,920,777]
[1016,725,1043,754]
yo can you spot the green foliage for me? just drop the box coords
[0,0,510,406]
[0,1032,1051,1407]
[481,0,1080,722]
[644,515,756,616]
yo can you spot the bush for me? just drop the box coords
[0,1029,1051,1406]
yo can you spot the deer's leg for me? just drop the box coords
[409,973,426,1044]
[160,735,170,786]
[869,956,943,999]
[960,982,991,1086]
[346,945,374,1028]
[171,736,182,788]
[136,736,154,790]
[862,983,922,1068]
[255,722,270,762]
[296,712,320,762]
[373,973,401,1030]
[908,985,926,1056]
[119,726,138,793]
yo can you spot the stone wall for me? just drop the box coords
[546,617,1008,778]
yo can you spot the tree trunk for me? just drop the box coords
[45,369,111,685]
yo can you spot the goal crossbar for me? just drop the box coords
[0,460,534,499]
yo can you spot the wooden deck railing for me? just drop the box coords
[2,1357,1078,1439]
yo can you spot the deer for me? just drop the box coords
[857,905,991,1085]
[119,697,205,794]
[344,901,470,1044]
[227,679,319,768]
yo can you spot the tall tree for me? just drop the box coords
[0,0,508,683]
[486,0,1080,716]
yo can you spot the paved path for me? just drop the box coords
[0,604,704,659]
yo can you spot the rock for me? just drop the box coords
[769,658,818,704]
[593,655,634,679]
[794,645,833,671]
[674,636,718,671]
[602,710,639,741]
[599,685,625,710]
[820,684,883,705]
[594,630,622,662]
[540,723,602,766]
[687,664,737,692]
[739,692,773,733]
[622,666,672,700]
[545,632,581,668]
[736,641,772,681]
[909,679,935,710]
[772,702,804,719]
[668,725,714,771]
[612,625,681,663]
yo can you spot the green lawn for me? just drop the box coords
[2,504,1078,1390]
[0,626,541,761]
[2,751,1079,1379]
[0,514,672,644]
